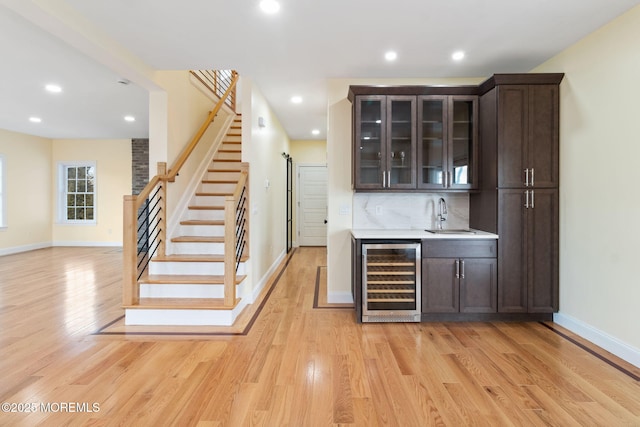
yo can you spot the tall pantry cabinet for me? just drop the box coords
[470,74,564,314]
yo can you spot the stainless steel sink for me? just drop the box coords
[425,229,476,234]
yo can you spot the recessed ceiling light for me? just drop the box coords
[385,51,397,62]
[260,0,280,14]
[291,95,303,104]
[311,129,320,135]
[45,84,62,93]
[124,115,136,122]
[452,51,465,61]
[29,117,42,123]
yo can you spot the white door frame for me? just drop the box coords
[295,162,328,247]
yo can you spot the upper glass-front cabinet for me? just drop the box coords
[418,95,477,190]
[354,96,416,190]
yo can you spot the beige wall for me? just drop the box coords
[326,78,483,302]
[533,5,640,353]
[51,139,131,245]
[245,80,291,296]
[0,129,52,254]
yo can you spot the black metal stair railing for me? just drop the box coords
[136,184,163,280]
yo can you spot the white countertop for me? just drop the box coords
[351,228,498,239]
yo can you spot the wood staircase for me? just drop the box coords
[124,115,250,326]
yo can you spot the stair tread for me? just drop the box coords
[202,179,237,184]
[171,236,225,243]
[196,191,233,197]
[142,274,246,284]
[124,297,241,310]
[208,168,242,172]
[180,219,225,225]
[153,254,249,262]
[188,205,224,210]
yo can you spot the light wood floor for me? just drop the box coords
[0,246,638,426]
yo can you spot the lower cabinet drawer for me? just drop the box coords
[422,239,497,258]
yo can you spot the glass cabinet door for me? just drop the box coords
[355,96,385,188]
[418,96,447,189]
[449,97,477,189]
[387,96,416,188]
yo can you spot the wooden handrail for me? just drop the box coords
[167,70,239,182]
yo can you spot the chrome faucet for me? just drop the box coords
[437,197,447,230]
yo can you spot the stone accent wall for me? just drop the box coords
[131,138,149,195]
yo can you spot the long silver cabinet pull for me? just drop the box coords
[382,171,386,188]
[443,171,448,188]
[455,259,460,279]
[531,190,535,209]
[388,171,391,187]
[531,168,535,186]
[461,260,465,279]
[524,190,529,209]
[525,168,529,187]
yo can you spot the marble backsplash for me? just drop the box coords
[353,193,470,230]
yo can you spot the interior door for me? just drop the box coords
[297,164,328,246]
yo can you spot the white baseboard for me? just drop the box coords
[247,249,286,303]
[328,291,354,304]
[554,312,640,368]
[0,242,51,256]
[52,241,122,247]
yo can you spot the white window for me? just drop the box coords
[58,162,96,223]
[0,155,5,228]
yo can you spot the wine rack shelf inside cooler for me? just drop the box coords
[362,243,421,322]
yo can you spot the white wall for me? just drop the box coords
[533,5,640,358]
[326,78,483,303]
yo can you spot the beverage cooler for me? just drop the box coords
[361,242,421,322]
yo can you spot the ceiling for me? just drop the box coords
[2,0,640,141]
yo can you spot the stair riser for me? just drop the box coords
[170,242,225,255]
[216,152,242,161]
[206,171,242,181]
[209,162,242,172]
[125,306,244,326]
[199,182,236,193]
[190,195,227,206]
[220,142,241,151]
[140,281,245,299]
[178,225,224,236]
[223,135,242,143]
[186,209,225,221]
[149,261,246,276]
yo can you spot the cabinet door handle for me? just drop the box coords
[443,171,448,188]
[524,190,529,209]
[525,168,530,187]
[387,171,391,188]
[449,170,453,187]
[455,259,460,279]
[382,171,386,188]
[531,190,535,209]
[461,260,465,279]
[531,168,535,186]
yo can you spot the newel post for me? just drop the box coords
[123,195,139,306]
[224,195,237,307]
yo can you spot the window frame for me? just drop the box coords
[58,161,97,225]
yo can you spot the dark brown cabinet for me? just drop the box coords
[349,86,478,192]
[353,95,416,190]
[418,96,478,190]
[421,240,497,314]
[497,189,559,312]
[497,85,559,189]
[471,73,563,316]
